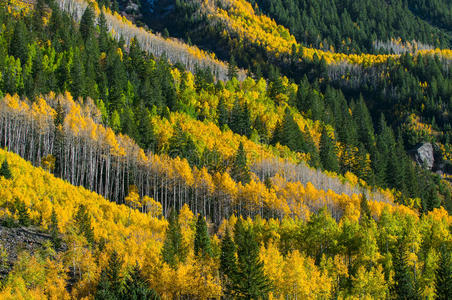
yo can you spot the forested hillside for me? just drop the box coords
[0,0,451,298]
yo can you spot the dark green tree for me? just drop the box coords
[228,54,238,80]
[75,204,95,246]
[435,244,452,300]
[106,250,124,297]
[194,215,212,258]
[0,159,12,179]
[161,208,186,267]
[230,142,251,184]
[80,4,96,42]
[229,220,272,298]
[50,208,61,249]
[95,269,117,300]
[122,263,160,300]
[392,240,417,299]
[217,97,229,129]
[319,126,339,173]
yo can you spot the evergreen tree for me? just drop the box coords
[194,214,212,258]
[228,54,238,80]
[220,227,237,279]
[75,204,95,246]
[0,159,12,179]
[95,269,117,300]
[230,220,272,298]
[106,250,124,297]
[217,97,229,130]
[435,244,452,300]
[392,240,417,299]
[230,142,251,184]
[319,126,339,173]
[122,263,160,300]
[50,208,61,249]
[53,100,65,177]
[359,193,372,222]
[162,208,186,267]
[80,4,96,42]
[16,199,30,226]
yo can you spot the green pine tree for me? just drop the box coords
[392,240,417,299]
[220,227,237,296]
[359,193,372,222]
[95,269,117,300]
[50,208,61,249]
[217,97,229,130]
[230,220,272,298]
[106,250,124,297]
[230,142,251,184]
[80,4,96,42]
[75,204,95,246]
[0,159,12,179]
[319,126,339,173]
[122,262,160,300]
[435,244,452,300]
[194,215,212,258]
[161,209,186,268]
[228,54,238,80]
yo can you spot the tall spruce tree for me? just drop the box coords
[161,208,186,267]
[435,244,452,300]
[230,142,251,184]
[194,215,212,258]
[122,263,160,300]
[75,204,95,246]
[80,4,96,42]
[50,208,61,249]
[392,240,417,299]
[0,159,12,179]
[230,220,272,298]
[319,126,339,173]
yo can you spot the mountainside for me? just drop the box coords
[0,0,451,298]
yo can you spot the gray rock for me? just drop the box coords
[410,142,434,170]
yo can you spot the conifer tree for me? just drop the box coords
[230,142,251,184]
[162,208,185,267]
[228,54,238,80]
[220,227,237,279]
[359,193,372,222]
[96,269,116,300]
[50,208,61,249]
[435,244,452,300]
[194,215,212,258]
[392,240,417,299]
[80,4,96,42]
[319,126,339,173]
[122,263,160,300]
[106,250,124,297]
[230,220,271,298]
[217,97,229,130]
[75,204,95,246]
[0,159,12,179]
